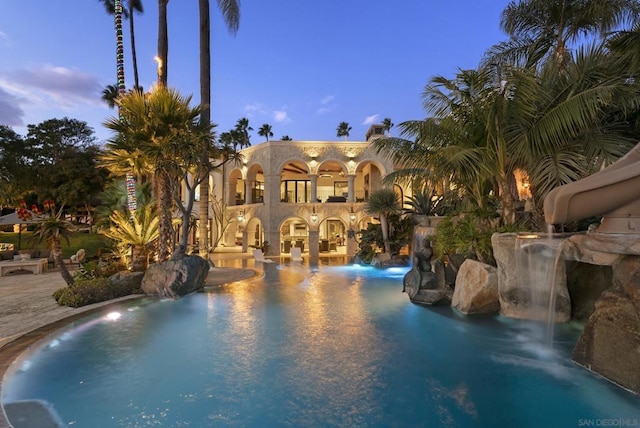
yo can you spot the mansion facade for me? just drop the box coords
[203,125,410,259]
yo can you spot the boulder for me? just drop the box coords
[141,255,209,298]
[452,259,500,314]
[411,288,453,306]
[572,256,640,395]
[109,271,144,291]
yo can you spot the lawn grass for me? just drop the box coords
[0,231,114,258]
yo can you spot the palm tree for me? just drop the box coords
[104,85,238,259]
[281,135,292,141]
[235,117,252,148]
[487,0,640,70]
[198,0,240,257]
[336,121,351,140]
[99,0,144,91]
[258,123,274,141]
[101,84,120,109]
[102,202,159,271]
[31,202,75,286]
[364,188,400,255]
[382,117,394,135]
[104,86,203,260]
[375,48,639,225]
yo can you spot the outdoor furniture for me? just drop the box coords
[252,249,274,263]
[0,258,48,277]
[70,249,86,266]
[290,247,303,261]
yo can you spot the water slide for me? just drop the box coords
[543,142,640,233]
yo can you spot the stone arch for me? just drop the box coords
[279,215,310,254]
[228,167,244,206]
[246,163,265,204]
[316,159,348,202]
[245,215,266,249]
[280,160,311,203]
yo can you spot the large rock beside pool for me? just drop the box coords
[141,255,209,297]
[572,256,640,395]
[452,259,500,314]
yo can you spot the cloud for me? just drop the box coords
[320,95,335,105]
[317,94,336,115]
[0,86,25,126]
[363,114,379,125]
[273,110,290,123]
[244,102,268,118]
[1,64,103,114]
[0,31,12,47]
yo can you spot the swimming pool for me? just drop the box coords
[3,261,639,427]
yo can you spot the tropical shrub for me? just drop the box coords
[53,277,141,308]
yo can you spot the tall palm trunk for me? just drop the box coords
[52,238,74,286]
[157,0,168,86]
[198,0,211,258]
[380,214,391,254]
[128,1,141,90]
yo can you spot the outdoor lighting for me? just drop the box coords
[237,210,244,222]
[311,207,318,223]
[350,207,356,222]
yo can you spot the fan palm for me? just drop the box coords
[364,188,400,255]
[104,86,207,260]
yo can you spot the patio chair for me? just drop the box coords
[70,249,86,266]
[252,249,274,263]
[290,247,303,262]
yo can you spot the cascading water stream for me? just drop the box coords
[515,230,570,348]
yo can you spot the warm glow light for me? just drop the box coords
[350,207,356,222]
[311,207,318,223]
[237,210,244,222]
[106,312,122,321]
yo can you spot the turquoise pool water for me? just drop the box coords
[3,261,639,427]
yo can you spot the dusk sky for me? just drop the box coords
[1,1,511,144]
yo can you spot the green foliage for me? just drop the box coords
[432,211,527,266]
[355,213,412,261]
[3,232,112,258]
[73,256,127,281]
[53,277,141,308]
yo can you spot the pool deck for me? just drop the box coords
[0,250,263,428]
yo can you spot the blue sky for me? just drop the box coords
[0,1,511,144]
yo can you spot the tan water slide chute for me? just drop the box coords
[543,142,640,233]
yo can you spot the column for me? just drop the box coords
[245,179,253,204]
[308,229,319,259]
[347,175,356,203]
[310,174,318,203]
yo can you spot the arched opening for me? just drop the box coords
[279,217,309,253]
[318,217,348,254]
[280,161,310,203]
[317,160,347,203]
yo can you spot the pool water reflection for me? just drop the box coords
[3,261,639,427]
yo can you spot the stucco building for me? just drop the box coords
[202,124,408,258]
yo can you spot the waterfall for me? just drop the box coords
[515,232,568,347]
